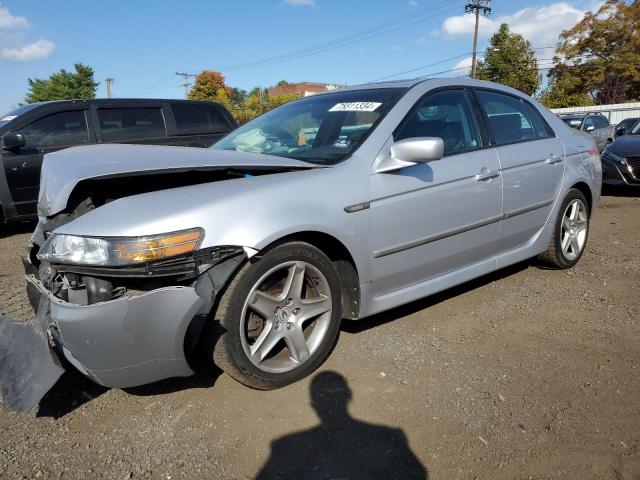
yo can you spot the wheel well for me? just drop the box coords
[263,231,361,320]
[571,182,593,216]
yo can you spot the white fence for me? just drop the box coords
[551,103,640,126]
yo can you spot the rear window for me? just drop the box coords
[171,103,231,135]
[97,108,166,142]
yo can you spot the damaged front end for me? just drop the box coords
[1,235,247,412]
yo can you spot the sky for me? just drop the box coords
[0,0,604,114]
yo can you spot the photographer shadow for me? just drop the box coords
[256,371,428,480]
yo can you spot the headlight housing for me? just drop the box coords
[37,228,203,267]
[602,148,627,165]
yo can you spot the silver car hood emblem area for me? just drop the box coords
[38,144,320,217]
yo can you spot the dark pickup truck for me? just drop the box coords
[0,98,237,222]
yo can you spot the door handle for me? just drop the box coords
[475,170,500,181]
[545,155,563,165]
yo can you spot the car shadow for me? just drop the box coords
[0,221,35,240]
[342,261,529,334]
[602,185,640,197]
[255,371,428,480]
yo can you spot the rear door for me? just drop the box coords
[2,108,91,215]
[369,88,503,295]
[473,89,564,251]
[93,105,172,146]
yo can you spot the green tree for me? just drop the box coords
[266,93,300,111]
[476,24,541,96]
[276,80,289,86]
[25,63,99,103]
[543,0,640,106]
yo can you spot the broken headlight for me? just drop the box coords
[37,228,203,267]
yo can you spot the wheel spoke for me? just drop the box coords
[562,216,572,232]
[284,330,310,363]
[298,295,331,324]
[248,290,279,319]
[281,262,306,301]
[570,234,581,254]
[250,321,282,362]
[569,201,579,221]
[561,232,571,252]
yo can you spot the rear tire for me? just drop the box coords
[211,242,342,390]
[537,188,590,269]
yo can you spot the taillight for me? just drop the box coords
[588,148,598,156]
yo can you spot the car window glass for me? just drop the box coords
[562,118,582,130]
[394,90,480,155]
[595,116,608,128]
[213,88,405,165]
[631,121,640,134]
[98,108,166,142]
[583,117,595,129]
[171,103,231,135]
[19,110,89,151]
[475,90,545,145]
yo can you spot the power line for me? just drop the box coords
[218,1,458,71]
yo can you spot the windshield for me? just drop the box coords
[0,104,39,128]
[630,120,640,135]
[562,117,583,130]
[212,88,406,165]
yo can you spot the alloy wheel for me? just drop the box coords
[560,199,588,261]
[240,261,333,374]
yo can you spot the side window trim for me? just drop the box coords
[393,86,485,157]
[470,87,556,147]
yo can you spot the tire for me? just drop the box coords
[538,188,590,269]
[211,242,342,389]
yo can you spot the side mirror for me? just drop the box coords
[377,137,444,173]
[585,125,595,133]
[2,132,26,151]
[616,127,625,137]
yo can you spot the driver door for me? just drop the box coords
[368,88,503,296]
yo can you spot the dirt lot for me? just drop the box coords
[0,193,639,479]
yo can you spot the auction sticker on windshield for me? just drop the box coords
[329,102,382,112]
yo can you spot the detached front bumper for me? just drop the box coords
[26,275,205,388]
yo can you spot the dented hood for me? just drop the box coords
[38,143,318,217]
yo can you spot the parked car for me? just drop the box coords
[614,117,640,138]
[601,134,640,187]
[0,99,237,223]
[560,113,615,151]
[2,78,602,412]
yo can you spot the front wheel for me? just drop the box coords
[538,188,590,269]
[211,242,342,389]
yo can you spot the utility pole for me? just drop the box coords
[465,0,492,78]
[176,72,196,99]
[105,77,114,98]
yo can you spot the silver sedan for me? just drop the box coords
[6,78,602,410]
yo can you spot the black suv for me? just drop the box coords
[0,99,237,223]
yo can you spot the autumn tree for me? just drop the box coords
[188,71,233,109]
[542,0,640,106]
[476,24,541,96]
[25,64,99,103]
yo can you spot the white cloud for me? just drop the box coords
[282,0,315,5]
[0,39,54,61]
[0,3,28,29]
[436,2,591,47]
[0,3,54,62]
[452,56,473,76]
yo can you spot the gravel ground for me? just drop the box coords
[0,193,639,479]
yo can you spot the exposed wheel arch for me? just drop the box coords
[569,182,593,216]
[259,231,361,320]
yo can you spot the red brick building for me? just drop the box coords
[267,82,341,98]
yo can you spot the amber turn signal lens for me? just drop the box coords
[112,229,202,264]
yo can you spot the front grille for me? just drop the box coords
[628,157,640,178]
